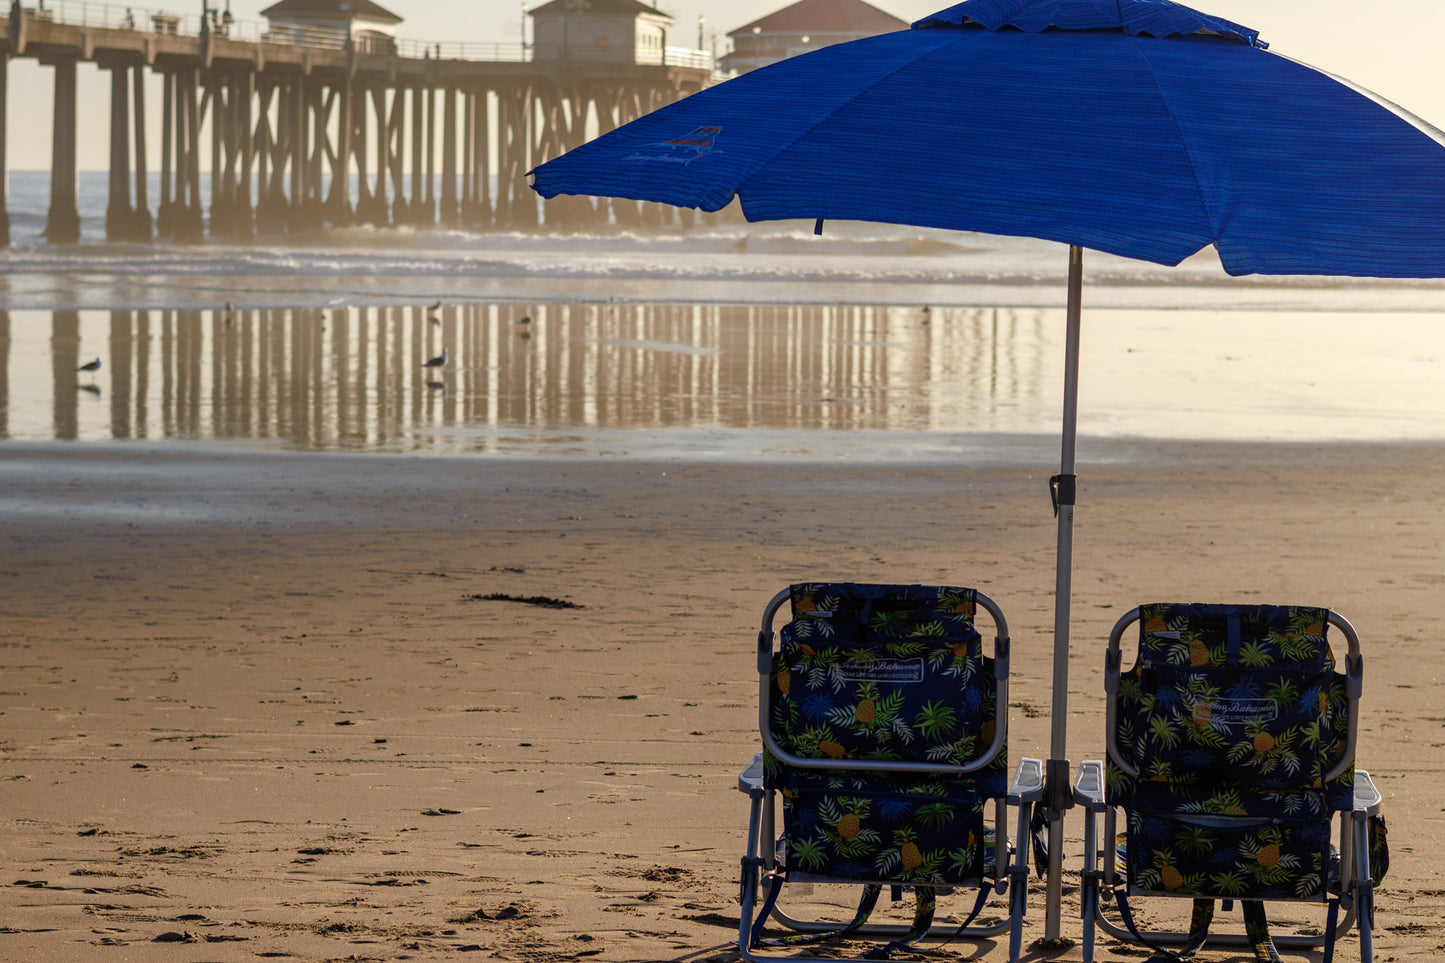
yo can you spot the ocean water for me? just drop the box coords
[3,171,1445,455]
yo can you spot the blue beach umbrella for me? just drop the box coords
[530,0,1445,938]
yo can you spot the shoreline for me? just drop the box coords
[4,435,1444,532]
[7,213,1445,312]
[10,266,1445,314]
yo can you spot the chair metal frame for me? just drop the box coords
[1074,605,1381,963]
[737,585,1043,963]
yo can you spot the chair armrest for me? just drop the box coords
[1074,759,1107,811]
[1008,757,1045,804]
[1354,769,1382,815]
[738,752,765,795]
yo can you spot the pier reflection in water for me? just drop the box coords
[0,303,1055,452]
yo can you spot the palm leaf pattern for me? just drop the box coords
[1107,604,1364,901]
[765,583,1003,885]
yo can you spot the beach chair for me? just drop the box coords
[1074,603,1388,963]
[737,582,1042,962]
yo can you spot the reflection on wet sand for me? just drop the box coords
[1,303,1053,452]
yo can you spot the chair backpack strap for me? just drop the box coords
[905,881,995,957]
[754,882,991,959]
[1029,806,1049,878]
[1322,898,1341,963]
[862,886,936,960]
[1225,607,1243,665]
[1111,888,1214,961]
[748,873,786,948]
[1242,901,1283,963]
[865,881,996,960]
[752,881,882,949]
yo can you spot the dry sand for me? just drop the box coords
[1,439,1442,961]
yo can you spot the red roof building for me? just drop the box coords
[720,0,906,74]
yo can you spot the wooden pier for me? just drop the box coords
[0,2,716,244]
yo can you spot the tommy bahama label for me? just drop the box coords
[1185,696,1278,725]
[836,659,925,684]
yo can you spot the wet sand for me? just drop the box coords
[1,439,1442,961]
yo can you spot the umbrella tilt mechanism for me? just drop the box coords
[1049,474,1077,519]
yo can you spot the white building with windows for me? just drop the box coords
[529,0,674,64]
[261,0,403,54]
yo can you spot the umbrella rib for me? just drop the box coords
[1126,35,1218,245]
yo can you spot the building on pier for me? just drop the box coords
[261,0,402,55]
[530,0,673,64]
[719,0,905,75]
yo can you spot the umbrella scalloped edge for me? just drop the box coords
[912,0,1263,48]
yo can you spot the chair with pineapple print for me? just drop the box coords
[737,582,1043,962]
[1073,603,1388,963]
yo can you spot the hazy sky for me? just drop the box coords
[7,0,1444,169]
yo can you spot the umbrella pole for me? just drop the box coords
[1043,245,1084,944]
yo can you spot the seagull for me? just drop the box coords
[422,347,448,370]
[78,357,102,378]
[429,299,442,311]
[517,314,532,325]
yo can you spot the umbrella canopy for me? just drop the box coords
[530,0,1445,942]
[532,0,1445,277]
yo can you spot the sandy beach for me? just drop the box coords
[1,438,1442,961]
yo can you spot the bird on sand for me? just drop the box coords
[422,348,448,370]
[78,357,102,378]
[517,314,532,325]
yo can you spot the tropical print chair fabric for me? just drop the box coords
[778,775,989,885]
[1123,808,1334,901]
[763,583,1005,886]
[1106,603,1361,900]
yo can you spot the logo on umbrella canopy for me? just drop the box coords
[626,126,722,165]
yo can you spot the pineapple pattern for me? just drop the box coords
[765,583,1005,885]
[1116,603,1347,793]
[780,777,989,885]
[1106,604,1368,902]
[1126,811,1331,900]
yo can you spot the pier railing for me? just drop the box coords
[15,1,242,39]
[10,0,714,67]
